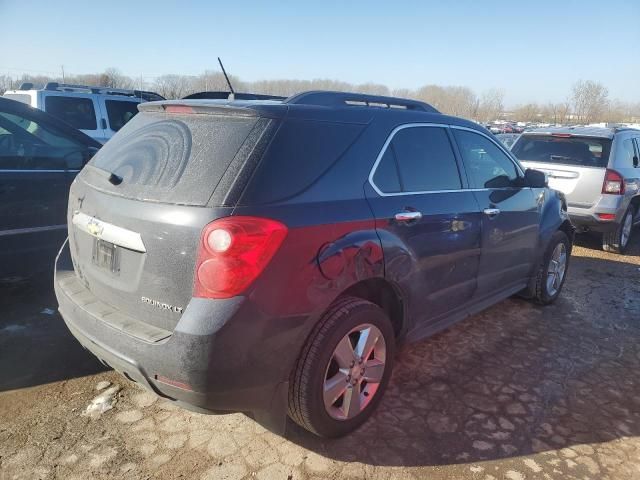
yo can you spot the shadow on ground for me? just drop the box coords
[1,233,639,472]
[0,276,106,392]
[284,235,640,466]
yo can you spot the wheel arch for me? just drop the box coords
[338,278,406,339]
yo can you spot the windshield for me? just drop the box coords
[512,135,611,168]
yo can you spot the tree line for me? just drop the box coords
[1,68,637,124]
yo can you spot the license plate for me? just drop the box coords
[92,239,120,274]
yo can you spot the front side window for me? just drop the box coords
[45,96,97,130]
[454,129,519,189]
[105,100,139,132]
[0,111,86,170]
[373,126,461,193]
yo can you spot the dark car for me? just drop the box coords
[54,91,573,438]
[0,97,101,279]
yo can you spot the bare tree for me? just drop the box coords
[153,74,192,99]
[513,103,540,123]
[0,75,15,94]
[3,68,638,124]
[572,80,609,124]
[476,88,505,123]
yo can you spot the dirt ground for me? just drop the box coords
[1,233,640,480]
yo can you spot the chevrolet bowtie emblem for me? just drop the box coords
[87,219,104,237]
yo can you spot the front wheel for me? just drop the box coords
[288,297,395,437]
[532,230,571,305]
[603,206,634,254]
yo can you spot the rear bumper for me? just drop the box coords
[54,241,307,425]
[567,210,617,232]
[567,195,627,232]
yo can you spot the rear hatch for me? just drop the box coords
[66,103,276,332]
[512,133,612,208]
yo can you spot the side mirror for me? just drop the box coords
[525,168,547,188]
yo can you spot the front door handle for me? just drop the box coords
[483,208,501,218]
[395,211,422,222]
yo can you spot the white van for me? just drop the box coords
[3,83,164,143]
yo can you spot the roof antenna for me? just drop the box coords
[218,57,235,101]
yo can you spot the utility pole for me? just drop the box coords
[61,65,65,82]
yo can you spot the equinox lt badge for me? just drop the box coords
[141,296,184,314]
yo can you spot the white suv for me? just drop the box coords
[3,83,164,143]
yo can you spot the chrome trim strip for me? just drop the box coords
[367,123,527,198]
[72,212,146,253]
[0,224,67,237]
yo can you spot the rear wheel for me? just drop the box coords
[602,206,634,254]
[532,230,570,305]
[288,297,395,437]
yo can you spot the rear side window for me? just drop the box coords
[620,138,638,167]
[84,112,264,206]
[454,129,518,189]
[45,96,97,130]
[240,119,364,204]
[105,100,139,132]
[373,126,461,193]
[511,134,611,168]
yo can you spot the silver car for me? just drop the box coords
[512,126,640,253]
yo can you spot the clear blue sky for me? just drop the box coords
[1,0,638,106]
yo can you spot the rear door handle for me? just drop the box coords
[395,211,422,222]
[483,208,501,218]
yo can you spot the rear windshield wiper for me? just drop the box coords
[88,164,123,185]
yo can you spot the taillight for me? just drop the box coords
[193,216,288,299]
[602,169,624,195]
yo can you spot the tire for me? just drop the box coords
[602,206,634,254]
[532,230,571,305]
[288,296,395,437]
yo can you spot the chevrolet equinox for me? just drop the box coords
[55,91,573,437]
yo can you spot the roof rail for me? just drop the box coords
[43,82,164,101]
[285,90,439,113]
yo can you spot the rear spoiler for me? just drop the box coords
[138,100,287,119]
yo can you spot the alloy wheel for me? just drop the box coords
[621,212,633,248]
[323,323,386,420]
[546,242,567,296]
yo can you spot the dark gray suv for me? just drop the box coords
[55,91,573,437]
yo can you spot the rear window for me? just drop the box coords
[512,135,611,168]
[45,96,97,130]
[83,112,263,206]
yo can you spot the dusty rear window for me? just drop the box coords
[83,112,263,206]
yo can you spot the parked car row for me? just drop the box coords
[3,83,164,143]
